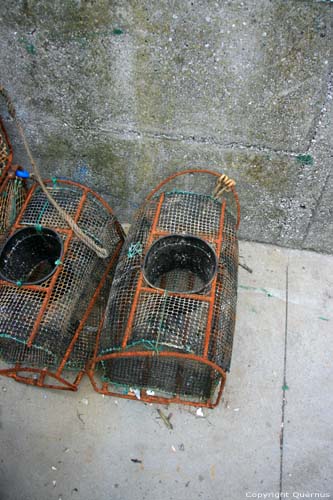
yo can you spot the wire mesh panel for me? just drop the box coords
[0,118,27,244]
[0,179,124,390]
[0,117,12,183]
[89,169,240,408]
[0,175,27,245]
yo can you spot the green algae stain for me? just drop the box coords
[112,28,124,35]
[19,37,36,55]
[242,154,290,193]
[83,142,129,203]
[239,284,274,298]
[26,43,36,55]
[296,154,314,166]
[40,135,72,162]
[17,1,117,41]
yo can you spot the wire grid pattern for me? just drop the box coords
[103,356,219,400]
[98,190,238,402]
[0,178,26,244]
[0,120,11,179]
[209,211,238,370]
[66,269,116,371]
[99,199,158,352]
[21,186,82,229]
[158,191,221,240]
[131,293,209,354]
[0,181,123,373]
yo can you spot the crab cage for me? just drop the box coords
[0,117,27,244]
[0,179,124,390]
[88,169,240,408]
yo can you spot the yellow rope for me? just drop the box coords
[213,173,236,199]
[0,86,108,258]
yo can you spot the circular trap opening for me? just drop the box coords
[0,227,63,285]
[143,235,217,294]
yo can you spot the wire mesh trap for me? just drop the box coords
[0,117,12,183]
[0,117,27,244]
[88,169,240,408]
[0,179,124,390]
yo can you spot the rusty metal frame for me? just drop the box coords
[0,117,13,184]
[0,179,125,391]
[0,118,28,246]
[88,169,240,408]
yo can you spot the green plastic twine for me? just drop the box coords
[36,200,49,225]
[155,291,168,353]
[9,185,17,225]
[127,242,143,259]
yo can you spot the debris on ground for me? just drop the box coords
[196,408,204,417]
[129,388,141,400]
[76,410,85,424]
[239,261,253,273]
[156,408,173,429]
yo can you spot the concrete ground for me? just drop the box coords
[0,240,332,500]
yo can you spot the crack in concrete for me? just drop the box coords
[306,68,333,152]
[97,124,305,158]
[280,264,289,495]
[302,168,331,246]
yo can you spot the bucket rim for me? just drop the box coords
[142,233,218,294]
[0,226,64,285]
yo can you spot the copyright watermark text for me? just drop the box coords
[246,493,330,499]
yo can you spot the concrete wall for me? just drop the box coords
[0,0,332,252]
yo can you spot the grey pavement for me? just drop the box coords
[0,240,332,500]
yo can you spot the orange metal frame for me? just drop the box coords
[0,118,28,247]
[0,117,13,185]
[0,116,27,205]
[88,169,240,408]
[0,179,125,390]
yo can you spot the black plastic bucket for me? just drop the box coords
[0,227,63,285]
[143,234,217,294]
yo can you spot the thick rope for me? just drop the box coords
[0,86,108,258]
